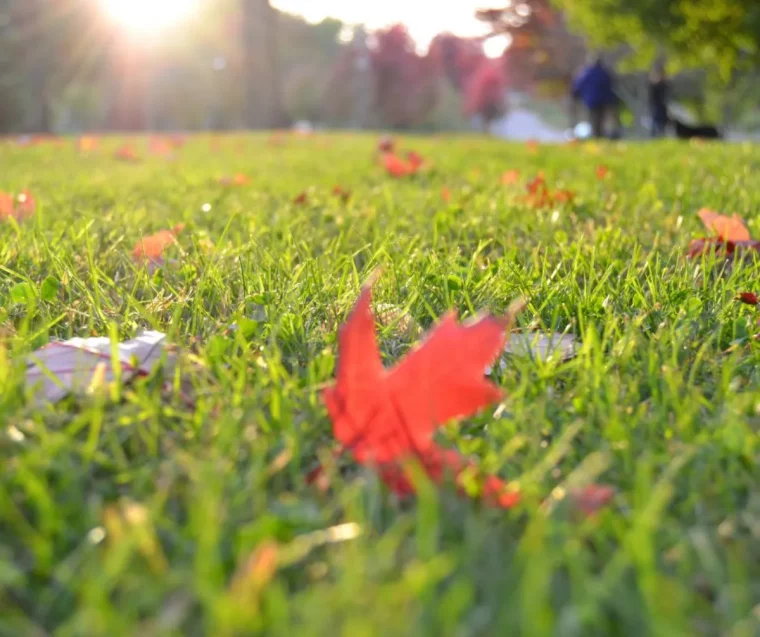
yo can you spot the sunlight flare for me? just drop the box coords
[100,0,197,34]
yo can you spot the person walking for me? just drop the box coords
[649,61,669,137]
[570,54,620,139]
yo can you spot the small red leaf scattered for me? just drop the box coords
[737,292,759,305]
[293,191,308,206]
[698,208,750,242]
[406,151,424,170]
[218,173,250,186]
[524,174,574,209]
[323,280,522,508]
[553,189,575,204]
[383,153,416,178]
[377,136,395,154]
[133,224,185,262]
[569,484,615,517]
[332,185,352,202]
[596,164,610,180]
[115,144,139,162]
[0,190,36,221]
[688,209,760,259]
[77,136,99,153]
[0,192,14,218]
[501,169,520,185]
[149,137,174,157]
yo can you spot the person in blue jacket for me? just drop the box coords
[571,54,621,139]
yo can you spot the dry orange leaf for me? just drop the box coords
[115,144,139,162]
[133,224,185,262]
[441,186,452,203]
[569,485,615,517]
[149,137,174,157]
[218,173,250,186]
[78,136,99,153]
[406,151,424,170]
[501,169,520,185]
[0,190,36,221]
[383,153,416,178]
[332,185,352,202]
[293,191,308,206]
[697,208,750,242]
[377,136,395,154]
[595,164,610,180]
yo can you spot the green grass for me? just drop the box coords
[1,133,759,636]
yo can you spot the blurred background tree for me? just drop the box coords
[2,0,760,134]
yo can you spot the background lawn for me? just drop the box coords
[1,134,759,636]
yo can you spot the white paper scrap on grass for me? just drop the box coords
[26,331,169,405]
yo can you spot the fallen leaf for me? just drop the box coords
[553,189,575,204]
[383,153,415,178]
[26,331,170,405]
[0,190,36,221]
[688,209,760,259]
[698,208,750,242]
[323,280,522,508]
[377,136,395,154]
[504,331,577,363]
[441,187,452,203]
[595,164,610,180]
[77,136,99,153]
[501,169,520,185]
[133,225,185,263]
[218,173,250,186]
[293,191,308,206]
[569,484,615,516]
[332,185,352,202]
[149,137,174,157]
[737,292,759,305]
[115,144,139,162]
[230,542,278,600]
[0,192,14,218]
[406,151,424,170]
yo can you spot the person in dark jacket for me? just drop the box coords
[649,61,669,137]
[571,54,620,138]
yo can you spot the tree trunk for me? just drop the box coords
[241,0,286,129]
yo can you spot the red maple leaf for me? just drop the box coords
[569,485,615,517]
[323,281,522,508]
[133,224,185,262]
[377,136,395,154]
[687,208,760,259]
[332,185,352,202]
[0,190,36,221]
[501,169,520,185]
[406,151,424,170]
[737,292,759,305]
[383,153,417,178]
[115,144,139,162]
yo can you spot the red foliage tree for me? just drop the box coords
[464,60,507,128]
[368,25,439,129]
[476,1,586,97]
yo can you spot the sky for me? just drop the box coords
[271,0,502,53]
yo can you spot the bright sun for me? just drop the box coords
[100,0,197,34]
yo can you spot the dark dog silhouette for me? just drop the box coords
[671,118,722,140]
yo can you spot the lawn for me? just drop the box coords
[1,133,759,636]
